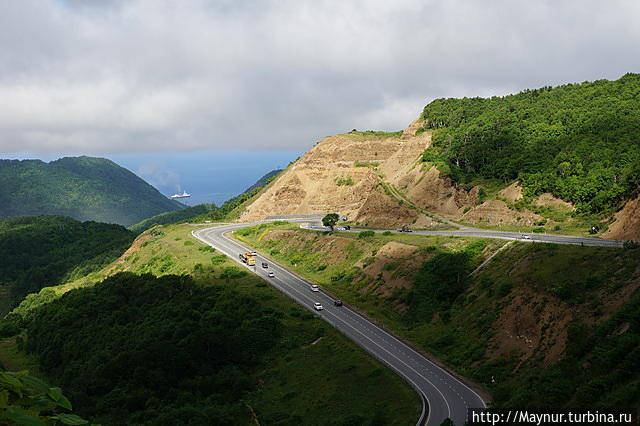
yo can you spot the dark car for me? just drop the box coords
[334,299,343,307]
[262,262,268,268]
[344,225,351,230]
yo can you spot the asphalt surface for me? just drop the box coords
[304,225,624,248]
[193,221,487,426]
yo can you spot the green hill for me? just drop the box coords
[129,203,215,233]
[419,73,640,215]
[0,215,135,313]
[0,156,184,226]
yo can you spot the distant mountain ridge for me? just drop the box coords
[0,156,183,226]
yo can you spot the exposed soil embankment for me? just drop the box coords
[604,194,640,241]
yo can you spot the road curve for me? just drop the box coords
[193,222,486,426]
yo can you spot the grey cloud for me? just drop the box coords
[0,0,638,155]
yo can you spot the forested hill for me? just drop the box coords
[0,215,134,312]
[420,73,640,215]
[0,156,183,226]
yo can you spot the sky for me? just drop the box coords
[1,0,639,203]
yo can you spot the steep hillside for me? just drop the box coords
[3,224,419,425]
[604,193,640,241]
[239,75,640,239]
[0,156,183,226]
[0,215,134,313]
[240,127,447,228]
[235,222,640,409]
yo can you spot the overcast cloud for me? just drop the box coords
[0,0,638,155]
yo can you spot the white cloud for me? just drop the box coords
[0,0,638,155]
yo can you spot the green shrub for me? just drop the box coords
[335,176,355,186]
[358,230,375,239]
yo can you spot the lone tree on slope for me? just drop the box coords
[322,213,339,231]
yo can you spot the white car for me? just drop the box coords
[313,302,324,311]
[310,284,320,292]
[268,271,275,278]
[521,234,531,240]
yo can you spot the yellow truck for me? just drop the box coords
[239,252,256,266]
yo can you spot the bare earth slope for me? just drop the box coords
[240,117,640,239]
[604,193,640,241]
[240,118,438,227]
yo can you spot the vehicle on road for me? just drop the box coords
[344,225,351,230]
[336,227,345,231]
[334,299,343,307]
[239,252,256,266]
[311,284,319,292]
[521,234,531,240]
[398,225,412,232]
[268,271,275,278]
[262,262,268,268]
[313,302,324,311]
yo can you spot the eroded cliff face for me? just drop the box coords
[604,194,640,241]
[239,116,640,239]
[240,116,474,227]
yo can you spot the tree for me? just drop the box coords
[322,213,339,230]
[0,369,88,425]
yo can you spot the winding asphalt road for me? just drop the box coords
[193,221,487,426]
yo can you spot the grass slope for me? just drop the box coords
[4,223,420,425]
[0,156,183,226]
[234,223,640,409]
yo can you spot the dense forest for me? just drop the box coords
[0,215,134,311]
[420,73,640,214]
[129,203,215,233]
[0,156,183,226]
[23,273,282,425]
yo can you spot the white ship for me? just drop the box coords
[170,190,191,199]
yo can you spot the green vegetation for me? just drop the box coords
[235,223,640,409]
[334,176,354,186]
[0,156,183,226]
[129,203,215,233]
[354,161,380,168]
[347,130,403,139]
[0,369,88,425]
[0,215,134,313]
[234,222,499,329]
[420,74,640,214]
[322,213,339,230]
[4,223,419,425]
[24,273,285,425]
